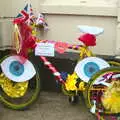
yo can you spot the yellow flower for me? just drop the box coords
[65,72,78,91]
[102,80,120,113]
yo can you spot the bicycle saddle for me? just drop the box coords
[78,25,104,36]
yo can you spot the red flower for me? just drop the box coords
[78,33,96,46]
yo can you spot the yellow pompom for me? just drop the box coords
[65,72,78,91]
[102,80,120,113]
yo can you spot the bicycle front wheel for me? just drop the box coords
[0,55,40,110]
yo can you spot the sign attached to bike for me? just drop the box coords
[35,43,55,57]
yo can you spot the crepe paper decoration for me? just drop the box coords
[1,78,28,98]
[64,72,78,91]
[75,57,110,83]
[15,23,36,63]
[40,56,65,84]
[78,33,96,46]
[1,55,36,82]
[101,80,120,113]
[13,4,49,62]
[36,13,48,31]
[55,41,69,54]
[94,73,114,86]
[64,72,85,91]
[12,3,37,63]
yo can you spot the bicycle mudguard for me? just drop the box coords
[1,55,36,82]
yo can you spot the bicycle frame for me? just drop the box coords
[38,40,93,86]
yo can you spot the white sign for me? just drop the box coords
[35,43,55,57]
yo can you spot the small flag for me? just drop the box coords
[13,4,29,24]
[29,4,36,23]
[36,13,49,30]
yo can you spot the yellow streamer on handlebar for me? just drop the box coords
[13,24,22,54]
[79,46,93,59]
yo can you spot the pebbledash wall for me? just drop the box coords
[0,0,120,56]
[39,0,120,56]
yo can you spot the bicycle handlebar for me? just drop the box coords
[37,39,83,52]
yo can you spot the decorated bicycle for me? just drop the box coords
[0,3,120,120]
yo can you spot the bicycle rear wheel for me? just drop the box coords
[108,60,120,66]
[87,67,120,116]
[0,55,40,110]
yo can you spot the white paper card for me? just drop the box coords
[35,43,55,57]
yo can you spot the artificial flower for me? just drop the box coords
[78,33,96,46]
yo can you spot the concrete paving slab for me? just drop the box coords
[0,92,96,120]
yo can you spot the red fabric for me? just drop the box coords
[55,42,69,54]
[78,33,96,46]
[17,23,36,63]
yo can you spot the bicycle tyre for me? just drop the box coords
[0,55,40,110]
[61,84,76,96]
[108,60,120,66]
[86,67,120,115]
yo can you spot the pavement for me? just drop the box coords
[0,91,96,120]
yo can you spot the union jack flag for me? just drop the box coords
[13,4,29,24]
[29,4,36,23]
[13,3,36,24]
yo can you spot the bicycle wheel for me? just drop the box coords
[87,67,120,115]
[0,55,40,110]
[108,60,120,66]
[61,84,76,96]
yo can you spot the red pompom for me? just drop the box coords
[78,33,96,46]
